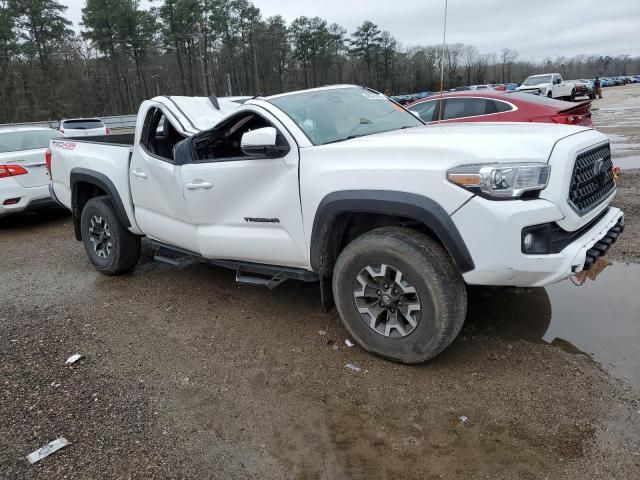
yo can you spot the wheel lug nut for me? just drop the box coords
[398,301,402,306]
[379,302,384,307]
[383,284,388,289]
[393,289,398,294]
[377,290,381,295]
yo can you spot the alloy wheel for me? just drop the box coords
[353,263,422,338]
[88,215,113,259]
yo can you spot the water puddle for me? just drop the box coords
[467,261,640,386]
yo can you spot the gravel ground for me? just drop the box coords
[1,88,640,479]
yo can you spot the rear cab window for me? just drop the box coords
[0,130,63,153]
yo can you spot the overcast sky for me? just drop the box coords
[61,0,640,61]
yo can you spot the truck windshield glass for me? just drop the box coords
[268,87,423,145]
[522,75,553,86]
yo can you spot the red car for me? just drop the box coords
[407,90,593,127]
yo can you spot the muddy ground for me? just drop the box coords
[1,86,640,479]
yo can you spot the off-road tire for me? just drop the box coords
[80,196,140,275]
[332,227,467,363]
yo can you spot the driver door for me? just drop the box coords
[179,108,308,267]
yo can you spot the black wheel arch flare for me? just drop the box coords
[310,190,475,276]
[70,168,131,241]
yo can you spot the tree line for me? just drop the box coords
[1,0,639,123]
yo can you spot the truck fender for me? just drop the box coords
[70,168,132,240]
[310,190,475,275]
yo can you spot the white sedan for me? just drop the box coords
[0,126,64,217]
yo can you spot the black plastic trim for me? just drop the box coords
[581,217,624,271]
[149,240,318,282]
[522,207,610,254]
[70,168,132,240]
[310,190,475,274]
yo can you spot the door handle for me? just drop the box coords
[132,169,147,179]
[185,180,213,190]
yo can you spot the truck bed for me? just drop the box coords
[65,133,134,146]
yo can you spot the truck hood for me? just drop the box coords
[316,122,593,164]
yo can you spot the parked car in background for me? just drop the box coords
[516,73,576,101]
[570,80,595,99]
[0,127,64,217]
[59,118,110,137]
[407,90,593,127]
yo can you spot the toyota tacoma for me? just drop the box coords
[48,85,624,363]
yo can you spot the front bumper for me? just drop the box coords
[452,195,624,287]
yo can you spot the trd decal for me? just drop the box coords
[244,217,280,223]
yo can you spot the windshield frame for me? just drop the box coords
[265,86,425,146]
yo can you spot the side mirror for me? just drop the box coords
[241,127,288,157]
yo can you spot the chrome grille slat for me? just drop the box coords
[568,144,615,215]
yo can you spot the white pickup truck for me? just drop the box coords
[48,85,624,363]
[516,73,576,101]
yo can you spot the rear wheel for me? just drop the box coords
[570,90,576,102]
[80,196,140,275]
[332,227,467,363]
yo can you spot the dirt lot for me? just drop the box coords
[1,86,640,479]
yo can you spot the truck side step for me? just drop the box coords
[154,251,195,269]
[235,270,286,290]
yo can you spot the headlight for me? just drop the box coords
[447,163,550,199]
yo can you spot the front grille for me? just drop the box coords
[568,143,615,215]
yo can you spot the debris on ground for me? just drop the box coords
[345,339,354,348]
[318,330,327,336]
[345,363,361,373]
[26,437,69,464]
[459,416,468,423]
[64,354,83,365]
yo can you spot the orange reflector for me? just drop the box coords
[448,173,482,186]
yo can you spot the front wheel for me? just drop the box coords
[332,227,467,363]
[80,196,141,275]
